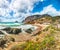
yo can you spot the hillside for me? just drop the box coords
[0,14,60,50]
[7,25,60,50]
[23,14,60,24]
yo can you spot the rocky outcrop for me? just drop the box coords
[23,14,52,24]
[23,14,60,24]
[0,35,15,49]
[2,27,22,34]
[25,28,33,34]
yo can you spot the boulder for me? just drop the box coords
[2,27,22,34]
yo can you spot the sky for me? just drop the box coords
[0,0,60,22]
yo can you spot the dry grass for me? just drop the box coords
[3,25,60,50]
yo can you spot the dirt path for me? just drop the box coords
[4,42,25,50]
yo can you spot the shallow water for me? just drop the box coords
[0,22,23,26]
[0,22,24,29]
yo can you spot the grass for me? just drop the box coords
[10,34,55,50]
[10,25,60,50]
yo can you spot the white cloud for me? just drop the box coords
[2,0,60,22]
[0,0,43,22]
[22,4,60,17]
[40,5,60,16]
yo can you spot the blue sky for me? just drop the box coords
[32,0,60,12]
[0,0,60,22]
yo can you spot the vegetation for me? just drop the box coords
[10,25,60,50]
[10,35,55,50]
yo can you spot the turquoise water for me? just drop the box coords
[0,22,20,24]
[0,22,24,27]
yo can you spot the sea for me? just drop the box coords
[0,22,24,29]
[0,22,37,31]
